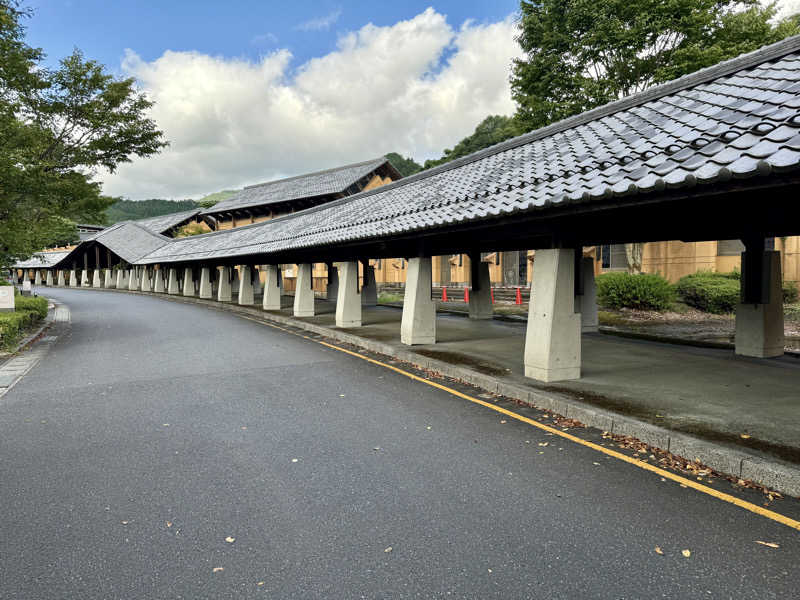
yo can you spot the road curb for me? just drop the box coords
[52,285,800,497]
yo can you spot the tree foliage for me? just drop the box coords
[423,115,522,169]
[0,1,166,269]
[385,152,423,178]
[105,198,198,224]
[511,0,800,132]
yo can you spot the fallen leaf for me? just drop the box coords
[538,442,549,447]
[225,536,235,543]
[592,462,600,466]
[525,440,531,444]
[257,581,265,586]
[681,549,691,558]
[426,426,432,430]
[291,458,298,463]
[166,521,172,528]
[740,434,751,439]
[373,447,380,451]
[654,547,663,555]
[213,567,224,573]
[121,520,129,525]
[488,568,493,573]
[755,541,779,548]
[679,484,687,488]
[500,420,507,424]
[241,426,247,430]
[162,424,169,427]
[339,394,345,397]
[384,546,393,553]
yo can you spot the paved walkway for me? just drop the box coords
[2,287,799,599]
[275,299,800,465]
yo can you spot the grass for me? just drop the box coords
[378,292,404,304]
[785,304,800,322]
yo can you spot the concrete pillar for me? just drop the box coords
[263,265,281,310]
[293,263,315,317]
[735,251,784,358]
[81,269,90,287]
[336,262,362,327]
[104,269,114,288]
[140,267,152,292]
[45,270,54,286]
[182,268,195,297]
[57,270,65,286]
[361,263,377,307]
[198,267,213,299]
[326,263,339,301]
[167,268,180,295]
[34,270,42,285]
[237,266,254,305]
[92,268,102,288]
[576,257,598,332]
[128,268,139,291]
[153,268,165,293]
[253,267,262,299]
[217,267,232,302]
[116,269,128,290]
[401,257,436,345]
[69,270,78,287]
[524,249,581,382]
[468,260,493,320]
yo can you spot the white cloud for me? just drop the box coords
[250,32,278,46]
[103,8,522,199]
[772,0,800,18]
[295,8,342,32]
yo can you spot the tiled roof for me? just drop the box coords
[134,209,202,235]
[139,36,800,265]
[202,157,391,215]
[14,251,71,269]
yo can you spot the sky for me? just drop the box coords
[22,0,800,200]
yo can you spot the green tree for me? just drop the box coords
[423,115,521,169]
[510,0,800,272]
[511,0,800,132]
[0,1,166,269]
[385,152,423,178]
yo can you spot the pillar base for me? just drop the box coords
[735,251,784,358]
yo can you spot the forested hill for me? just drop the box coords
[105,199,199,224]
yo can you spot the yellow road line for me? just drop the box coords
[247,315,800,532]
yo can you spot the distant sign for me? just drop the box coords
[0,286,14,312]
[22,280,31,292]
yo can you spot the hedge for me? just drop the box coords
[677,271,800,313]
[595,272,675,311]
[0,291,48,350]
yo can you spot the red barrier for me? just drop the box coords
[515,287,522,305]
[442,287,448,302]
[490,288,495,304]
[464,287,469,303]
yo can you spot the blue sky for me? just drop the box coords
[23,2,524,199]
[26,1,520,71]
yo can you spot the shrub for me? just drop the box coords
[676,271,739,314]
[595,272,676,311]
[783,281,799,304]
[0,293,48,350]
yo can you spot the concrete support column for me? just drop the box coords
[45,270,54,286]
[735,250,784,358]
[116,269,128,290]
[468,259,493,320]
[293,263,315,317]
[57,270,65,286]
[128,268,139,291]
[401,257,436,345]
[217,267,232,302]
[140,267,152,292]
[576,256,598,332]
[182,268,195,297]
[34,270,42,285]
[238,266,254,305]
[524,248,581,382]
[326,263,339,301]
[167,268,180,295]
[69,270,78,287]
[104,269,114,288]
[263,265,281,310]
[81,269,90,287]
[199,267,213,299]
[153,268,165,293]
[92,268,102,288]
[361,263,377,307]
[336,261,362,327]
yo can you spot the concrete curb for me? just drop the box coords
[52,285,800,497]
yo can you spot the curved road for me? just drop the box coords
[1,288,798,599]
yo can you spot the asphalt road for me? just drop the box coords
[1,288,798,599]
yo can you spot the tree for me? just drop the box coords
[0,1,166,269]
[423,115,522,169]
[511,0,800,271]
[385,152,423,178]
